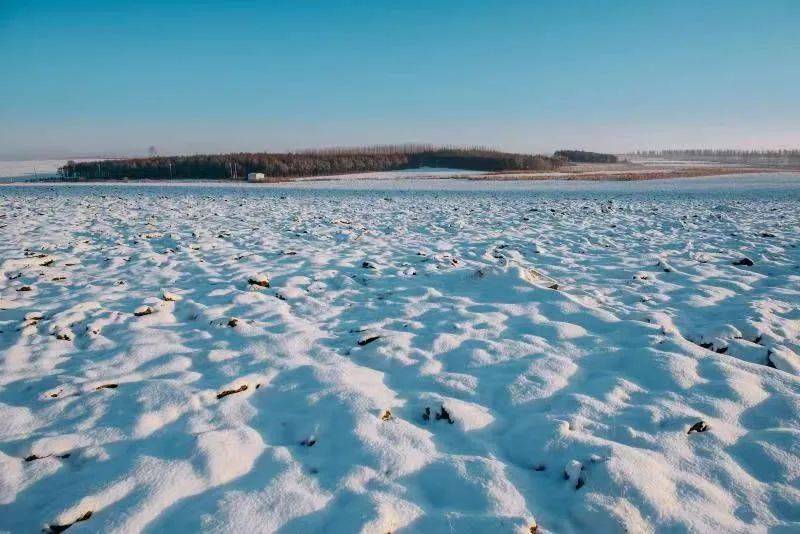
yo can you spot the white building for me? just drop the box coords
[247,172,265,182]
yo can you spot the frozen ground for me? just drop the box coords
[0,174,799,533]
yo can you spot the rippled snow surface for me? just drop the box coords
[1,175,799,533]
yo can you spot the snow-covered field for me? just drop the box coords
[0,159,101,182]
[290,167,487,181]
[1,175,799,533]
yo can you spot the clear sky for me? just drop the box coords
[1,0,798,159]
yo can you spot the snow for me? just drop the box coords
[291,167,487,181]
[0,159,101,181]
[0,173,799,532]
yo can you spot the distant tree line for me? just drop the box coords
[59,146,563,180]
[554,150,619,163]
[634,149,800,166]
[297,143,501,155]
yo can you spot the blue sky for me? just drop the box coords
[1,0,798,158]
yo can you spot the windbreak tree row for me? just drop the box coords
[59,146,564,180]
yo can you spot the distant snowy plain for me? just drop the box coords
[0,159,101,182]
[1,174,799,532]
